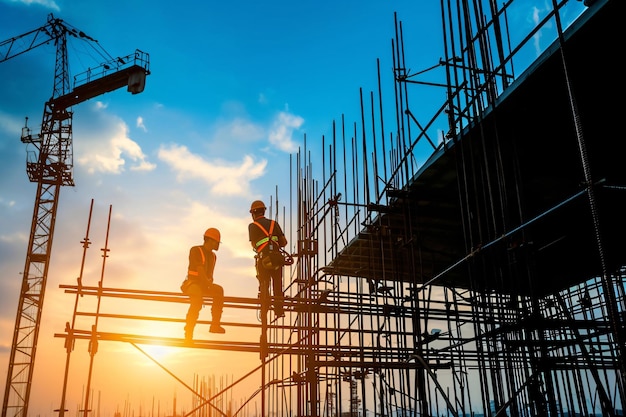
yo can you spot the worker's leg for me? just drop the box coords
[271,269,285,317]
[206,284,225,333]
[257,265,271,315]
[184,284,203,340]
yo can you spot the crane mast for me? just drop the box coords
[1,15,149,417]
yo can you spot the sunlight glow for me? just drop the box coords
[140,345,178,362]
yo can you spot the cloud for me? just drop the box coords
[213,117,265,143]
[0,111,23,137]
[207,110,302,153]
[268,111,303,153]
[77,120,156,174]
[136,116,147,132]
[4,0,61,11]
[531,7,542,54]
[0,197,16,209]
[157,144,266,197]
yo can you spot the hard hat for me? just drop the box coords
[203,228,221,242]
[250,200,266,213]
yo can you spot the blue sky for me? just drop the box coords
[0,0,588,415]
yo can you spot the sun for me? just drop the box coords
[140,344,177,362]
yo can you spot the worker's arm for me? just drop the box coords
[204,252,217,287]
[248,223,258,251]
[197,266,213,287]
[277,222,288,248]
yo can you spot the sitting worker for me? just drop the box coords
[182,227,225,340]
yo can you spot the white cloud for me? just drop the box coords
[532,7,542,54]
[268,111,303,153]
[0,198,16,208]
[0,111,24,136]
[157,144,267,197]
[136,116,147,132]
[77,121,156,174]
[0,230,27,245]
[4,0,60,11]
[213,117,265,143]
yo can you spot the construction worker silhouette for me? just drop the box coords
[183,227,225,340]
[248,200,287,317]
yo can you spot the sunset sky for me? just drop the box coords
[0,0,587,416]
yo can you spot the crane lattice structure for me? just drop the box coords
[0,14,149,417]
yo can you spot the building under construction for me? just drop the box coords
[35,0,626,416]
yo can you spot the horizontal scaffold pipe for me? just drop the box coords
[59,284,261,309]
[53,329,262,351]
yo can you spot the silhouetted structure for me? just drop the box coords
[262,0,625,416]
[54,1,625,416]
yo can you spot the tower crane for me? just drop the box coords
[0,14,150,417]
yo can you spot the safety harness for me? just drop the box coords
[188,246,214,277]
[253,220,279,253]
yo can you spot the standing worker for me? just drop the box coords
[182,227,226,340]
[248,200,287,318]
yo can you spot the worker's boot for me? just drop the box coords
[274,293,285,318]
[274,303,285,318]
[209,310,225,334]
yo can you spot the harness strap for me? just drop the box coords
[188,246,207,277]
[254,220,278,252]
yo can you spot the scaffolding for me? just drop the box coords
[53,0,625,416]
[259,0,626,416]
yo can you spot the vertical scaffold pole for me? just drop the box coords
[57,199,94,417]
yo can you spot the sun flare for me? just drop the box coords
[140,344,177,362]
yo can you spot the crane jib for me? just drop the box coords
[51,64,148,111]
